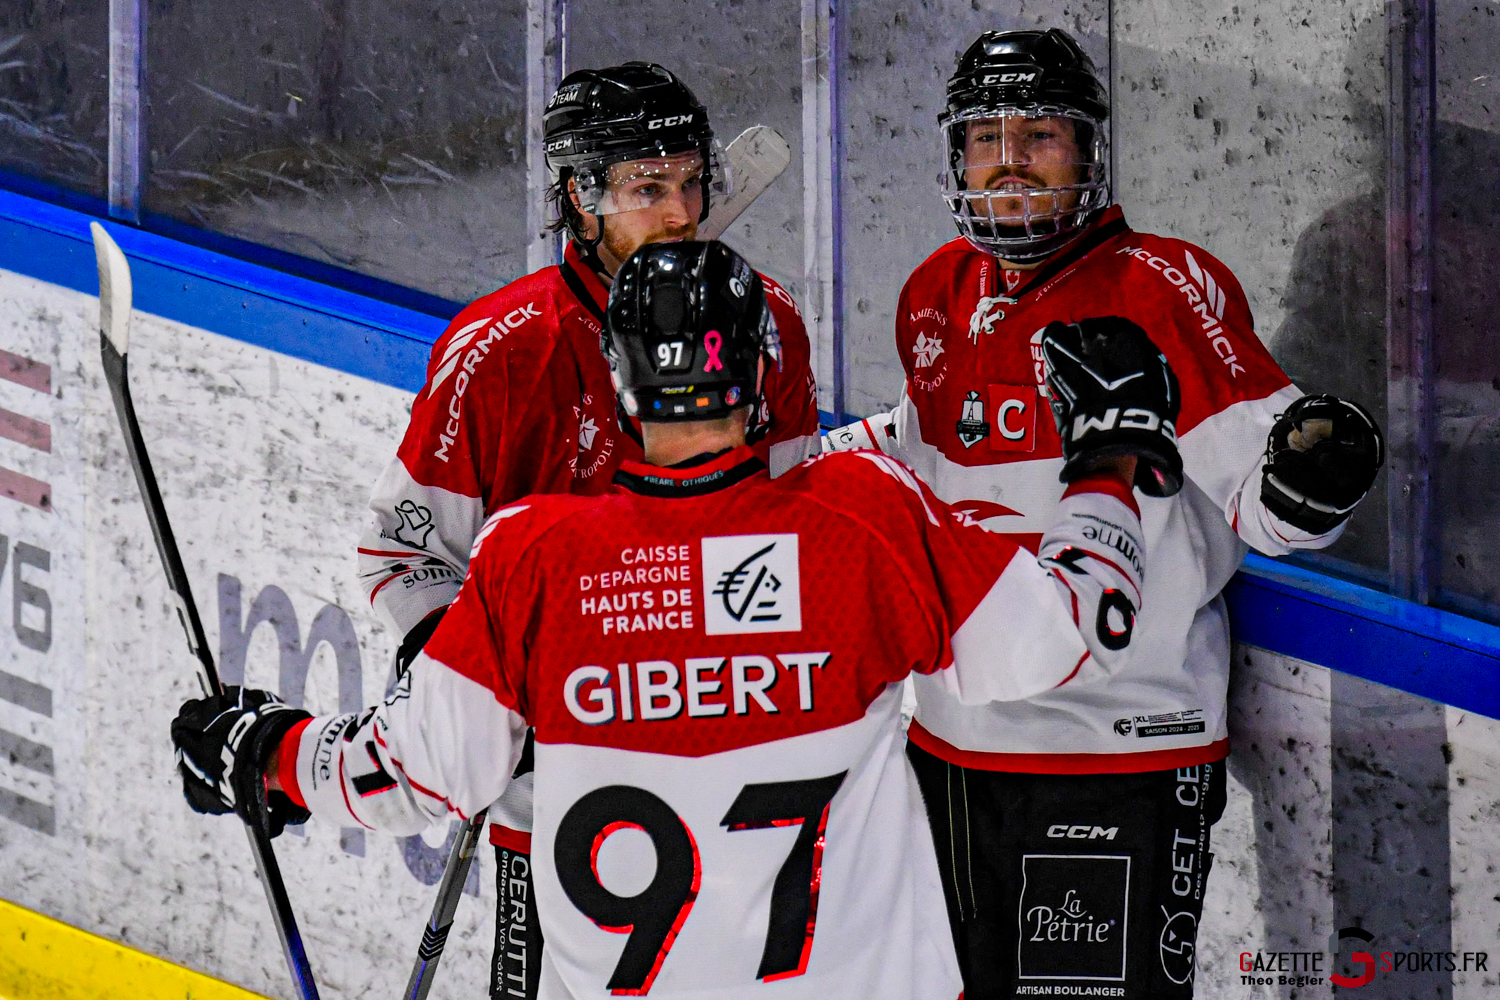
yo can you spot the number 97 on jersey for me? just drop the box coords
[553,773,846,993]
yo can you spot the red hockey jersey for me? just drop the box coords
[286,448,1146,999]
[828,206,1345,772]
[358,241,821,637]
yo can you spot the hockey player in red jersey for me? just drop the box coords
[361,62,817,672]
[826,29,1385,998]
[171,240,1182,999]
[354,63,819,994]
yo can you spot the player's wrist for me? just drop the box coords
[1086,454,1137,481]
[263,719,309,807]
[1062,466,1141,517]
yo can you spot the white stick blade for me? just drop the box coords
[90,221,133,355]
[700,126,792,241]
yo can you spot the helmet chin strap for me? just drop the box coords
[573,217,612,279]
[558,171,613,279]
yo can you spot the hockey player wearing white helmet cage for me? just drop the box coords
[825,27,1385,999]
[353,62,818,997]
[937,30,1110,264]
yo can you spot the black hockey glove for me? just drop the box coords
[1261,394,1384,534]
[171,687,311,838]
[1040,317,1184,497]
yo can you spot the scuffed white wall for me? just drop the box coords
[1445,706,1500,1000]
[0,266,496,999]
[1206,645,1336,998]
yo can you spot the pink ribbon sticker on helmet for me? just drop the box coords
[703,330,725,372]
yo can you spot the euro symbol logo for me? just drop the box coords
[711,542,783,623]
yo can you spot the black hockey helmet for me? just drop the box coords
[544,63,726,240]
[939,29,1111,262]
[603,241,781,424]
[945,30,1109,123]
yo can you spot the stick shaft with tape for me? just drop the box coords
[402,810,488,1000]
[91,222,322,1000]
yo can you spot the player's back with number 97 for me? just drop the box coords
[353,438,1146,998]
[170,241,1167,999]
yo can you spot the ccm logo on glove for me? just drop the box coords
[1039,317,1184,497]
[1068,405,1176,440]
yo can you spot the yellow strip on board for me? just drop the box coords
[0,897,271,1000]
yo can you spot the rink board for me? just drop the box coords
[1,191,1498,998]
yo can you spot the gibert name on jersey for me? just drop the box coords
[564,652,832,726]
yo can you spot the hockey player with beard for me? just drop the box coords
[171,240,1182,999]
[825,29,1384,999]
[354,63,818,996]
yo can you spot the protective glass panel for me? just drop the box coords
[841,3,1110,417]
[1119,1,1391,584]
[0,0,108,197]
[565,0,804,312]
[1434,0,1500,619]
[143,0,528,304]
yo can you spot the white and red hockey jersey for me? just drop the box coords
[829,206,1344,772]
[358,241,820,639]
[279,447,1145,999]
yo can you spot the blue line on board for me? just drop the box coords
[1229,555,1500,719]
[0,167,468,321]
[2,184,1497,719]
[0,187,446,394]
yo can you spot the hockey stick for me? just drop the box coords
[397,125,793,1000]
[90,222,323,1000]
[401,807,488,1000]
[700,125,792,241]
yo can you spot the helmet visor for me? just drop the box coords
[939,107,1103,229]
[574,142,732,217]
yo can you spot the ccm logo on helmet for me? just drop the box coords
[980,71,1039,84]
[648,114,695,129]
[1047,824,1119,841]
[545,136,573,153]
